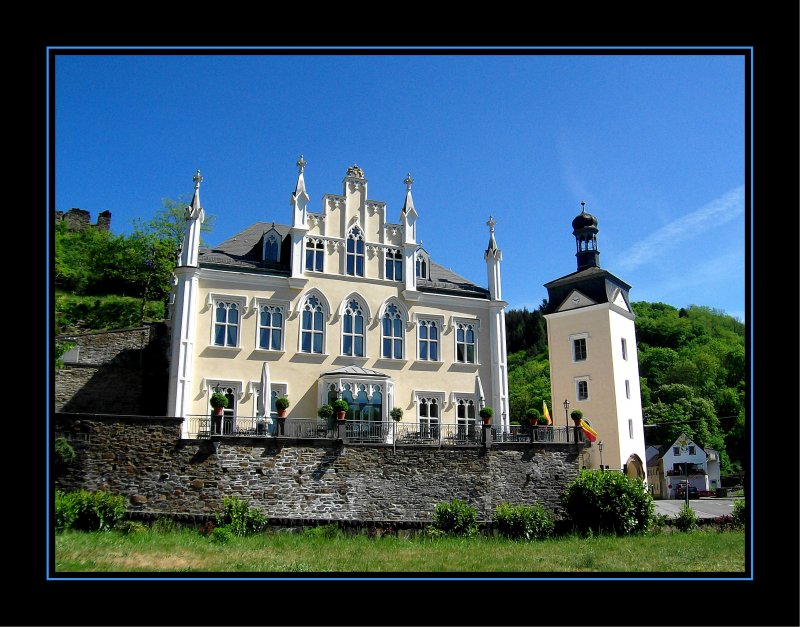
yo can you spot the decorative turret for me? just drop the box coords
[484,216,502,300]
[178,170,205,268]
[291,155,310,229]
[572,201,600,270]
[400,173,418,292]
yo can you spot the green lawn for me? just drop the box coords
[55,527,745,573]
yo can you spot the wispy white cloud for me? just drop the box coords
[615,185,744,273]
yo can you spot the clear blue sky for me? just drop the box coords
[53,51,746,321]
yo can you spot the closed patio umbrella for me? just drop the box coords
[259,362,271,435]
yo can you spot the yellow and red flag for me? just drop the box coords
[542,401,552,425]
[580,418,598,442]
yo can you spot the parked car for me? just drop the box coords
[675,483,699,499]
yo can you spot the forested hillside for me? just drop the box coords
[505,302,746,475]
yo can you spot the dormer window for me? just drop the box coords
[415,249,429,279]
[263,231,280,262]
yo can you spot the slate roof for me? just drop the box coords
[543,266,631,314]
[198,221,489,298]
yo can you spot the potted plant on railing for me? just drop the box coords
[317,403,334,427]
[479,406,494,426]
[570,408,583,424]
[332,399,349,421]
[210,392,228,435]
[526,407,542,427]
[275,396,290,418]
[390,407,403,422]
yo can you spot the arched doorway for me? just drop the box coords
[625,454,645,480]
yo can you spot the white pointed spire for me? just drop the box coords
[486,215,499,254]
[291,154,310,228]
[484,215,502,300]
[400,172,417,246]
[178,169,205,267]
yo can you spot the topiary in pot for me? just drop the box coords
[210,392,229,415]
[332,399,349,420]
[317,404,334,420]
[275,396,290,418]
[526,408,542,426]
[570,408,583,423]
[390,407,403,422]
[479,406,494,424]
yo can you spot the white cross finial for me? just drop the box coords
[297,155,306,173]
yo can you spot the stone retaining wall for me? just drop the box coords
[54,414,584,522]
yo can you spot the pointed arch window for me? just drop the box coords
[257,304,284,351]
[455,321,476,364]
[305,238,324,272]
[415,251,428,279]
[214,301,240,347]
[385,248,403,281]
[342,299,365,357]
[418,319,439,361]
[381,303,404,359]
[301,294,325,354]
[264,233,280,262]
[346,226,365,276]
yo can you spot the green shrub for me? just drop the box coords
[55,489,126,532]
[152,516,177,533]
[54,437,76,470]
[304,524,343,539]
[317,404,334,419]
[674,503,698,532]
[732,499,746,527]
[431,499,479,537]
[211,526,234,544]
[117,520,149,535]
[214,497,266,537]
[332,399,349,413]
[492,502,554,540]
[561,470,654,536]
[55,293,164,333]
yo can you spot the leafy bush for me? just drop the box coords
[210,392,229,410]
[561,470,654,535]
[214,497,266,537]
[54,437,76,470]
[649,512,672,533]
[55,293,164,333]
[152,516,177,533]
[492,502,554,540]
[674,503,698,532]
[525,408,542,423]
[570,409,583,421]
[317,404,334,419]
[332,399,349,413]
[117,520,149,535]
[431,499,479,537]
[55,489,126,532]
[211,526,233,544]
[304,524,343,539]
[732,499,746,527]
[390,407,404,421]
[55,340,76,369]
[479,406,494,419]
[275,396,290,411]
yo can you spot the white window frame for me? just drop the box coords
[453,317,479,364]
[298,291,328,354]
[341,297,367,358]
[206,379,243,417]
[570,332,588,362]
[255,299,287,352]
[415,314,445,362]
[210,295,246,348]
[380,301,405,359]
[415,391,445,434]
[575,376,590,401]
[385,248,403,282]
[305,237,325,272]
[454,394,478,431]
[346,226,365,277]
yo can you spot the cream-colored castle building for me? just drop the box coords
[166,159,510,438]
[543,203,647,480]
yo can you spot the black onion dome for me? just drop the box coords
[572,208,598,230]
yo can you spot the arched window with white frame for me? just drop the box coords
[300,294,326,354]
[346,226,365,276]
[342,298,365,357]
[214,301,240,347]
[455,321,477,364]
[381,303,404,359]
[263,233,280,262]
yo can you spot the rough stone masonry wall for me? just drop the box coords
[55,324,169,415]
[54,415,583,522]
